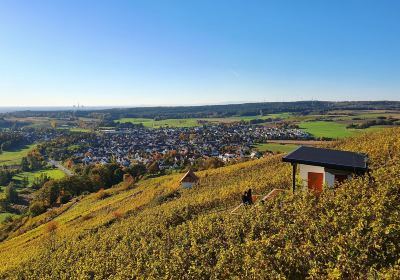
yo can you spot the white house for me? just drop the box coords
[180,170,199,188]
[283,146,368,192]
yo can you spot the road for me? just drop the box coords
[47,159,74,176]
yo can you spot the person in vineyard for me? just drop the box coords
[247,188,253,205]
[242,191,248,205]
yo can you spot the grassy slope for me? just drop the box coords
[1,128,400,278]
[0,156,290,275]
[12,169,66,187]
[0,144,36,166]
[1,168,65,196]
[0,169,66,219]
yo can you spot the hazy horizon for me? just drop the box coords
[1,99,400,114]
[1,1,399,106]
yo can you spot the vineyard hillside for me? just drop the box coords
[1,128,400,279]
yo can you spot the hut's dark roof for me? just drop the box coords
[180,170,199,182]
[282,146,368,172]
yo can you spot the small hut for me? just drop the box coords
[282,146,368,193]
[180,170,199,188]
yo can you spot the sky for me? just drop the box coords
[0,0,399,107]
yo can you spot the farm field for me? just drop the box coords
[0,169,66,200]
[4,117,49,128]
[3,116,100,130]
[116,117,199,128]
[0,169,66,223]
[299,121,357,139]
[299,121,392,139]
[237,113,292,121]
[0,144,36,166]
[195,114,290,124]
[115,110,399,133]
[12,169,66,187]
[326,110,400,121]
[116,113,292,128]
[255,143,298,153]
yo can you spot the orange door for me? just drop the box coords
[308,172,323,192]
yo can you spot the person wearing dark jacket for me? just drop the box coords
[247,188,253,205]
[242,191,248,205]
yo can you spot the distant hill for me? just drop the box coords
[4,101,400,120]
[0,128,399,278]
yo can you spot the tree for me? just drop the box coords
[20,157,30,171]
[125,163,147,179]
[203,157,224,169]
[35,180,59,206]
[5,182,18,203]
[31,173,50,190]
[0,168,14,186]
[29,201,47,216]
[148,161,160,174]
[113,168,124,185]
[0,198,7,212]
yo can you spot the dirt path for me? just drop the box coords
[47,159,74,176]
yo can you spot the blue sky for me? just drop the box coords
[0,0,399,106]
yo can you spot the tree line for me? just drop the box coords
[0,132,27,153]
[4,101,400,121]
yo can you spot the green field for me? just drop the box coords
[116,118,199,128]
[0,144,36,166]
[0,169,66,220]
[299,121,393,139]
[299,121,356,139]
[329,111,400,121]
[255,143,298,153]
[12,169,66,187]
[116,114,292,128]
[337,113,386,120]
[0,168,66,195]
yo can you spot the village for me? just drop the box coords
[74,124,310,168]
